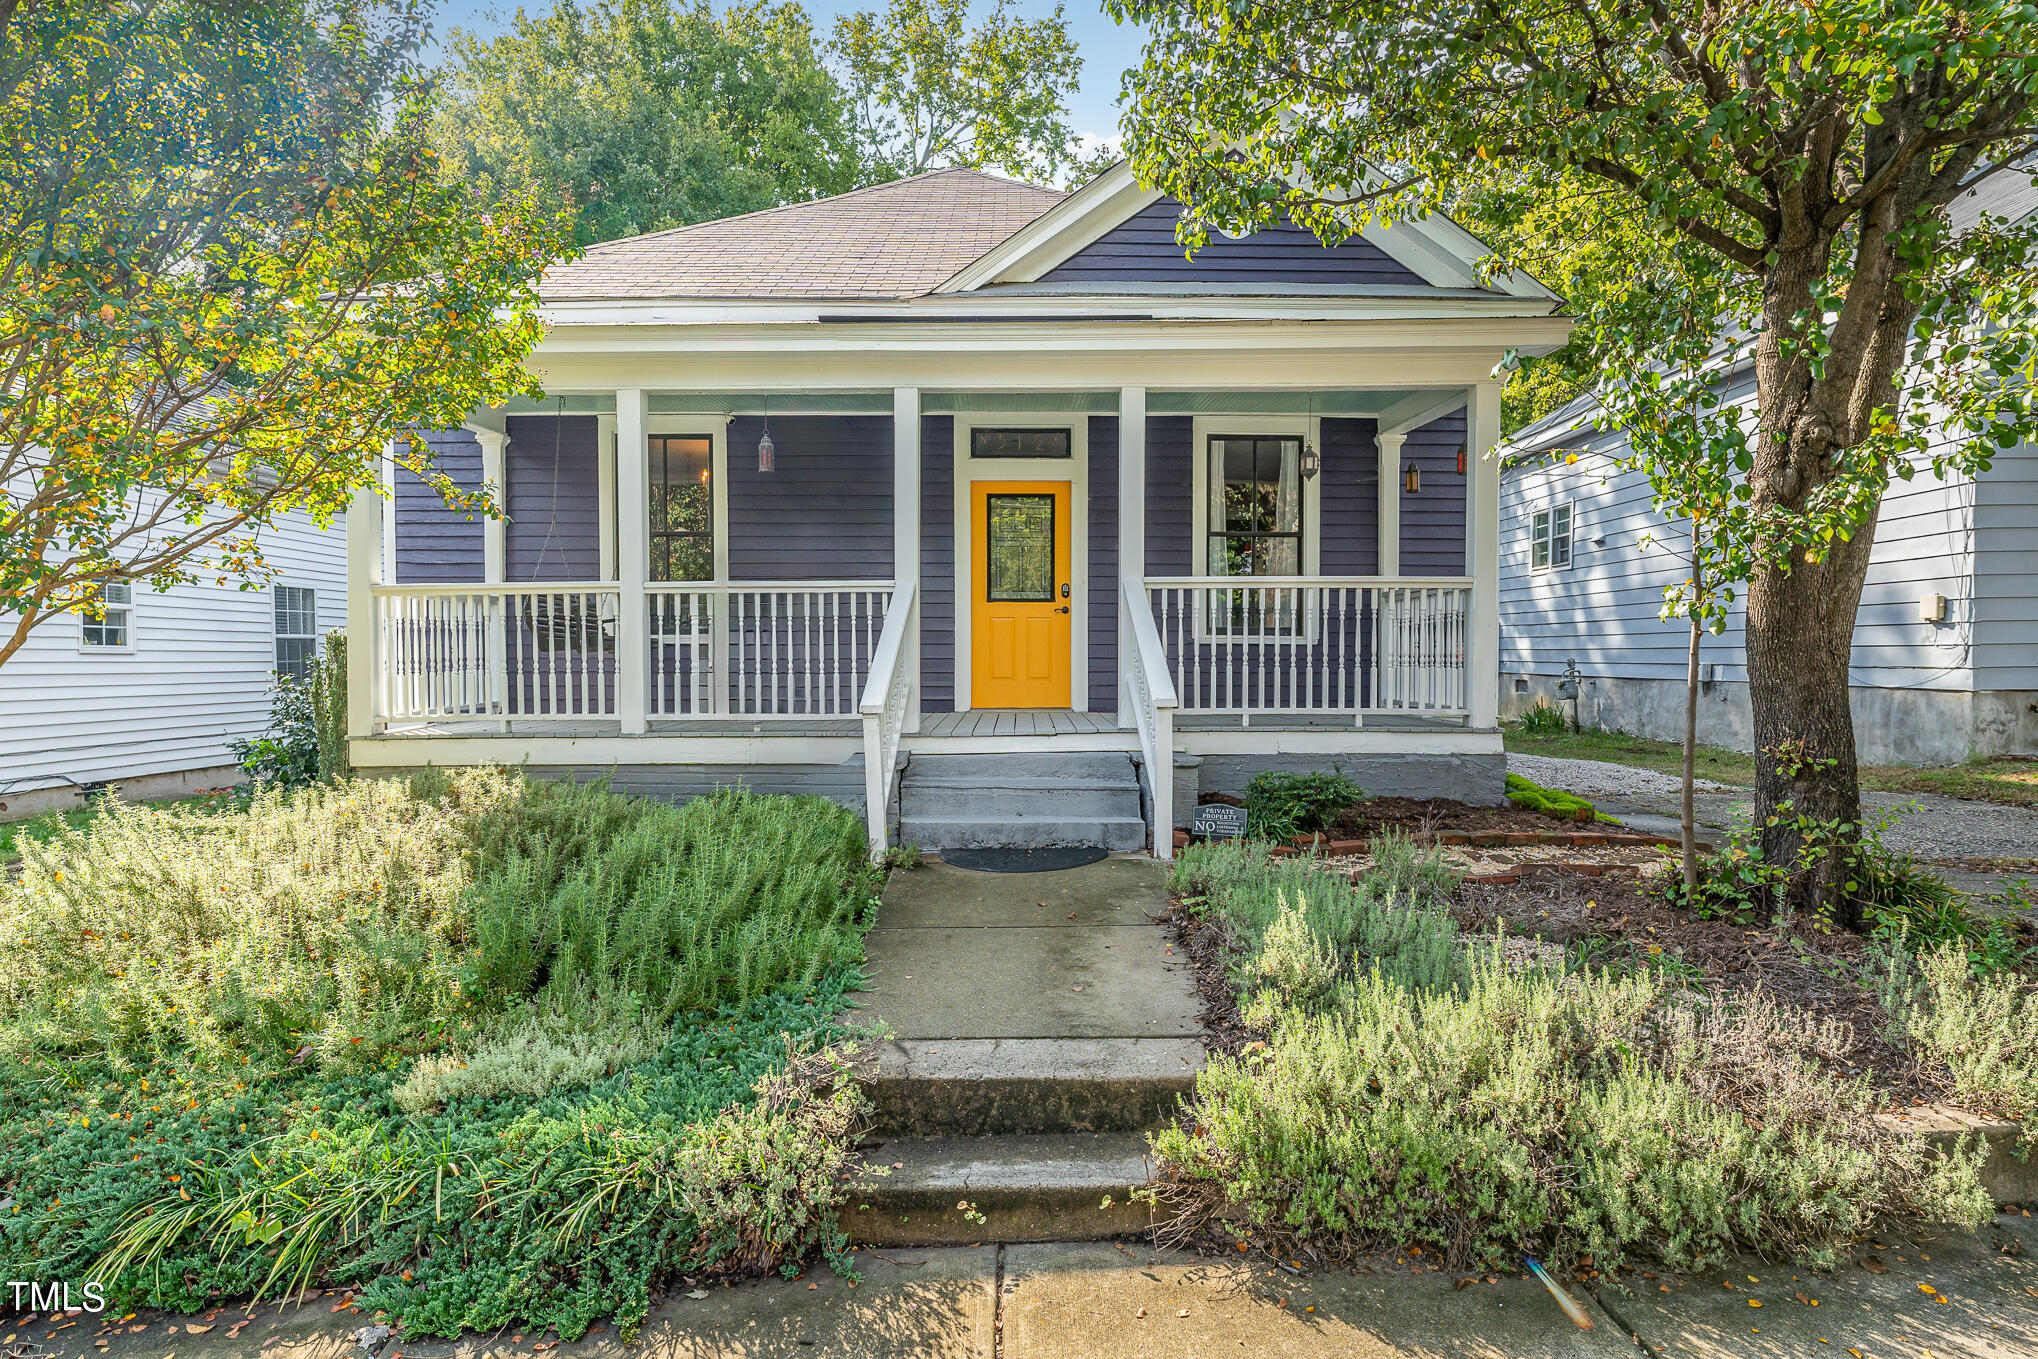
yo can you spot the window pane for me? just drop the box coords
[275,635,316,678]
[1552,504,1571,539]
[103,581,132,605]
[971,428,1070,459]
[985,494,1055,601]
[1208,436,1303,579]
[650,435,714,581]
[83,611,128,647]
[274,586,316,637]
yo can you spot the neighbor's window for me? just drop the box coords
[971,428,1070,459]
[1531,503,1573,571]
[650,434,714,580]
[274,585,317,678]
[1206,436,1302,577]
[81,580,132,648]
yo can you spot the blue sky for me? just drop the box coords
[425,0,1145,145]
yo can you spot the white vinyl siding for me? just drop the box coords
[1500,387,1987,695]
[0,510,346,793]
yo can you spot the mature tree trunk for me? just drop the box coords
[1743,537,1876,930]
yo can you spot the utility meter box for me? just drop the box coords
[1919,592,1948,623]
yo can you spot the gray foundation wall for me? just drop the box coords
[0,762,246,821]
[1191,751,1506,808]
[1503,672,2038,765]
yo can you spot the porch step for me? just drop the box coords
[898,752,1148,851]
[843,1133,1163,1245]
[858,1038,1203,1137]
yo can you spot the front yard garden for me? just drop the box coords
[0,769,883,1341]
[1149,824,2037,1279]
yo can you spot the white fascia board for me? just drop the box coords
[527,315,1576,362]
[1371,211,1559,301]
[538,293,1569,328]
[937,161,1161,292]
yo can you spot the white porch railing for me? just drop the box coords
[1123,577,1179,860]
[374,583,620,723]
[646,581,893,718]
[369,580,893,726]
[858,580,917,855]
[1144,577,1472,720]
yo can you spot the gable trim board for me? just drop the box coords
[939,161,1560,302]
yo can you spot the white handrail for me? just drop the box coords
[1144,574,1474,588]
[858,579,917,857]
[1122,576,1178,860]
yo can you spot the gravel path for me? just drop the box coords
[1507,753,2038,862]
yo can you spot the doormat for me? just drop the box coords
[941,846,1110,873]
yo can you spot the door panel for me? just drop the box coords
[971,481,1072,708]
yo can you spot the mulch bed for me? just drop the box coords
[1452,870,1944,1104]
[1157,898,1256,1059]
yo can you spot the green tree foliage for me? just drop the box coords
[830,0,1093,184]
[433,0,859,245]
[1111,0,2038,925]
[0,0,565,669]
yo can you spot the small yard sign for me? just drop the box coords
[1191,804,1249,840]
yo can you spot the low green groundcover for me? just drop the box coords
[1504,771,1595,821]
[0,770,881,1340]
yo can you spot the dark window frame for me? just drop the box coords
[1204,434,1305,579]
[648,433,716,582]
[970,427,1072,460]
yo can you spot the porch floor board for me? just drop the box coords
[916,709,1119,739]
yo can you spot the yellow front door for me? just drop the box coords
[971,481,1072,708]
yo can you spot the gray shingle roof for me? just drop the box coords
[541,168,1066,302]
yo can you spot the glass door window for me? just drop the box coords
[649,435,713,581]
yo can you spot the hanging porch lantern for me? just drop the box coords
[1299,437,1320,480]
[757,417,776,473]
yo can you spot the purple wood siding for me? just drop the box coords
[1320,418,1380,575]
[727,416,893,580]
[1143,416,1194,576]
[1042,199,1429,288]
[393,429,486,584]
[919,415,956,712]
[1087,416,1119,711]
[1400,408,1468,575]
[505,415,602,581]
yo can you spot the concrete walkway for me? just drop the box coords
[28,1208,2033,1358]
[842,854,1205,1244]
[850,854,1201,1042]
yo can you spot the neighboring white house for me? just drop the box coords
[1496,163,2038,766]
[0,510,348,818]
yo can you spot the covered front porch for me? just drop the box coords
[346,382,1505,855]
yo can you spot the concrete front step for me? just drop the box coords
[899,814,1148,851]
[858,1037,1203,1137]
[905,752,1140,779]
[899,783,1140,822]
[845,1133,1163,1246]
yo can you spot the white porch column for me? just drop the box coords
[345,475,384,741]
[378,444,397,584]
[1375,430,1405,578]
[470,428,508,584]
[1116,385,1147,725]
[615,389,650,734]
[893,387,922,733]
[1467,382,1503,729]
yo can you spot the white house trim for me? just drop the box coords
[949,412,1091,712]
[1376,388,1476,438]
[615,389,649,734]
[537,295,1569,329]
[893,387,922,734]
[938,162,1161,292]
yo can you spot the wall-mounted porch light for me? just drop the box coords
[1403,460,1422,495]
[1457,440,1467,477]
[757,417,776,473]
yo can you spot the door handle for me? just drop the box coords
[1054,605,1070,614]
